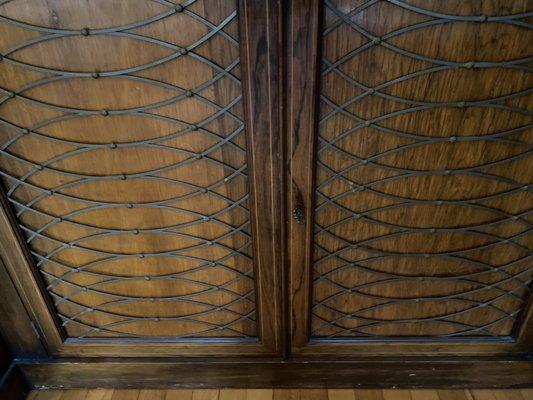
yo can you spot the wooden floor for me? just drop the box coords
[27,389,533,400]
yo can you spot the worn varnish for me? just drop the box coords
[0,0,256,339]
[18,358,533,388]
[311,0,533,338]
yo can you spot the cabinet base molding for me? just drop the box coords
[16,358,533,389]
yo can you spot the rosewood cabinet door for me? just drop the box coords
[287,1,533,356]
[0,1,283,357]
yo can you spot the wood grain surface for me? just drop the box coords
[18,358,533,389]
[311,0,533,338]
[0,1,256,339]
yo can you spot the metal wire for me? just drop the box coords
[312,0,533,338]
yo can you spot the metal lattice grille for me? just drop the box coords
[312,0,533,338]
[0,0,257,338]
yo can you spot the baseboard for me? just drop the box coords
[0,363,31,400]
[17,357,533,389]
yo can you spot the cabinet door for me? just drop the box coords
[0,0,283,357]
[288,0,533,356]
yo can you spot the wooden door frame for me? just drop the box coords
[0,0,284,358]
[285,1,533,358]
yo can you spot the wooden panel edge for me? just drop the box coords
[18,357,533,389]
[53,341,277,358]
[238,0,285,355]
[292,338,527,357]
[286,0,322,350]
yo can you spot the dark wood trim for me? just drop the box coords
[238,0,285,356]
[293,338,529,357]
[0,257,47,358]
[285,0,322,351]
[18,357,533,389]
[0,363,30,400]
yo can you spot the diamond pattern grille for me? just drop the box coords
[0,0,256,338]
[312,0,533,338]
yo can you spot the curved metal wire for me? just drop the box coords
[312,0,533,338]
[0,0,256,338]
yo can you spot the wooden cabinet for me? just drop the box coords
[287,0,533,357]
[0,0,283,358]
[0,0,531,385]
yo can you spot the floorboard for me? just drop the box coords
[26,389,533,400]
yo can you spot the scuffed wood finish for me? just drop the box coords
[288,0,533,355]
[0,0,283,357]
[17,358,533,389]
